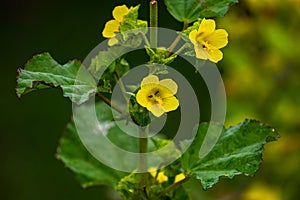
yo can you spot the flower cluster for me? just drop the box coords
[148,167,186,184]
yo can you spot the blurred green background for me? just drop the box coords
[1,0,299,199]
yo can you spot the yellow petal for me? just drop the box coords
[148,167,157,178]
[149,104,165,117]
[198,18,216,36]
[189,30,198,43]
[206,29,228,49]
[208,48,223,63]
[156,172,168,183]
[136,88,151,108]
[194,44,210,60]
[159,79,178,94]
[102,20,120,38]
[174,173,186,183]
[108,37,119,46]
[162,96,179,112]
[141,75,159,87]
[112,5,129,22]
[156,85,174,98]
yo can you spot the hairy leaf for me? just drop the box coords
[56,119,127,188]
[56,102,163,188]
[181,119,279,189]
[164,0,238,23]
[16,53,96,104]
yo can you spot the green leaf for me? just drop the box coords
[56,101,166,188]
[164,0,238,23]
[16,52,96,104]
[88,46,130,93]
[56,118,127,188]
[181,119,279,190]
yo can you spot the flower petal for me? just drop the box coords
[194,44,210,60]
[149,104,165,117]
[208,48,223,63]
[136,88,150,107]
[162,96,179,112]
[148,167,157,178]
[141,75,159,87]
[206,29,228,49]
[156,172,168,183]
[108,37,119,46]
[198,19,216,36]
[112,5,129,22]
[102,20,120,38]
[156,85,173,98]
[174,173,186,183]
[189,30,198,44]
[159,79,178,95]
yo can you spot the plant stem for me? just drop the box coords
[172,43,187,56]
[140,32,151,47]
[167,20,189,55]
[114,72,128,102]
[167,35,181,53]
[150,0,158,47]
[96,93,122,113]
[157,177,190,197]
[139,126,149,189]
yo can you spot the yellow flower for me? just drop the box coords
[148,167,168,183]
[102,5,130,45]
[136,75,179,117]
[189,18,228,63]
[174,173,186,183]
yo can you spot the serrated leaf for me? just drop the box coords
[181,119,279,190]
[164,0,238,23]
[57,102,165,188]
[56,119,126,188]
[16,52,96,104]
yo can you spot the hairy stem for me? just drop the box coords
[140,32,151,47]
[150,0,158,47]
[167,20,189,55]
[139,126,149,190]
[96,93,122,113]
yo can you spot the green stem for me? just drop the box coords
[167,35,181,53]
[157,177,190,197]
[140,32,151,47]
[96,93,122,113]
[150,0,158,47]
[172,43,187,56]
[139,126,149,190]
[114,72,128,102]
[167,20,189,55]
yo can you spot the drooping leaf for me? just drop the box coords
[164,0,238,23]
[181,119,279,190]
[16,52,96,104]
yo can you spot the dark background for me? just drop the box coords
[1,0,300,199]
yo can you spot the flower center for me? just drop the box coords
[148,90,163,105]
[201,41,213,52]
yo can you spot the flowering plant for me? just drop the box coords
[15,0,279,199]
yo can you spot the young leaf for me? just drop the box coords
[181,119,279,190]
[164,0,238,23]
[16,53,96,104]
